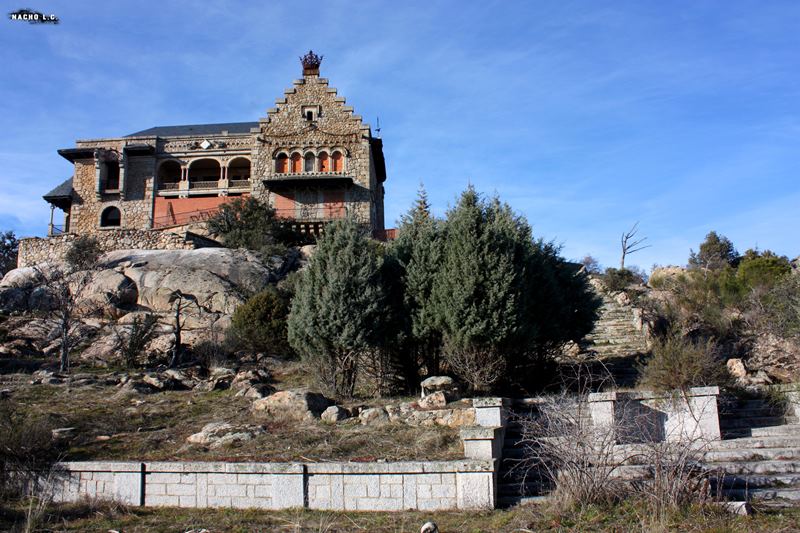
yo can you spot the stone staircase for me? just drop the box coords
[582,293,649,360]
[496,399,592,507]
[497,394,800,508]
[709,395,800,506]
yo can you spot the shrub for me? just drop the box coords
[206,197,299,256]
[602,267,643,293]
[0,401,60,499]
[736,251,791,290]
[429,188,528,392]
[64,235,101,271]
[638,334,729,392]
[389,185,443,378]
[752,274,800,338]
[230,288,291,356]
[115,313,159,368]
[193,336,235,369]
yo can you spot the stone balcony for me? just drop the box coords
[157,178,252,197]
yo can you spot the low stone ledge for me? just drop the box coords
[59,461,142,473]
[305,460,493,475]
[472,397,509,408]
[145,462,303,474]
[619,387,720,401]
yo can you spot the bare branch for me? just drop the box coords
[620,221,652,269]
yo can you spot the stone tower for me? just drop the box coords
[252,51,387,236]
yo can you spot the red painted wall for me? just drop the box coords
[153,195,248,228]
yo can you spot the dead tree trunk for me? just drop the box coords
[620,222,651,270]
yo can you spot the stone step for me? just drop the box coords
[703,460,800,476]
[713,473,800,489]
[724,424,800,439]
[709,436,800,451]
[497,480,551,496]
[497,494,549,507]
[721,487,800,503]
[721,399,787,410]
[719,407,788,418]
[703,447,800,463]
[719,416,787,429]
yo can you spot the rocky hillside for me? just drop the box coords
[0,248,296,366]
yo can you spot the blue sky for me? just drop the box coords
[1,1,798,270]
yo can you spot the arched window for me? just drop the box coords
[304,152,315,172]
[291,153,302,173]
[275,154,288,174]
[228,157,251,180]
[100,206,121,227]
[332,151,343,172]
[318,152,330,173]
[157,160,182,190]
[187,159,221,189]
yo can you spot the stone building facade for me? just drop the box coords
[43,51,387,241]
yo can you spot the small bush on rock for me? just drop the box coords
[207,197,299,256]
[193,337,236,369]
[115,313,159,368]
[231,288,291,356]
[602,267,643,293]
[64,235,102,272]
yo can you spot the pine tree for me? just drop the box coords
[689,231,739,271]
[287,217,388,398]
[429,187,524,391]
[427,186,601,392]
[391,184,443,377]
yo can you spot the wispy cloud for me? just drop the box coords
[1,0,798,266]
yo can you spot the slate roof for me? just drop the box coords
[125,122,259,137]
[43,177,73,200]
[43,177,73,210]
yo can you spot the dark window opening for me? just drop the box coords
[105,162,120,190]
[100,206,121,227]
[305,111,314,121]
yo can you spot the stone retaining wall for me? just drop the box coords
[17,230,200,268]
[52,459,495,511]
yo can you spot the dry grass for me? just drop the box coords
[7,379,461,463]
[0,499,798,532]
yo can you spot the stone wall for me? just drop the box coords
[67,142,155,235]
[17,230,197,268]
[51,460,495,511]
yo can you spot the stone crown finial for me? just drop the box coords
[300,50,323,76]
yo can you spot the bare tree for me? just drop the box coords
[169,291,198,368]
[620,222,651,270]
[34,264,98,373]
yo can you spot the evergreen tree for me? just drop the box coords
[428,186,600,392]
[391,185,443,377]
[287,217,388,398]
[429,187,525,391]
[689,231,739,271]
[0,231,18,276]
